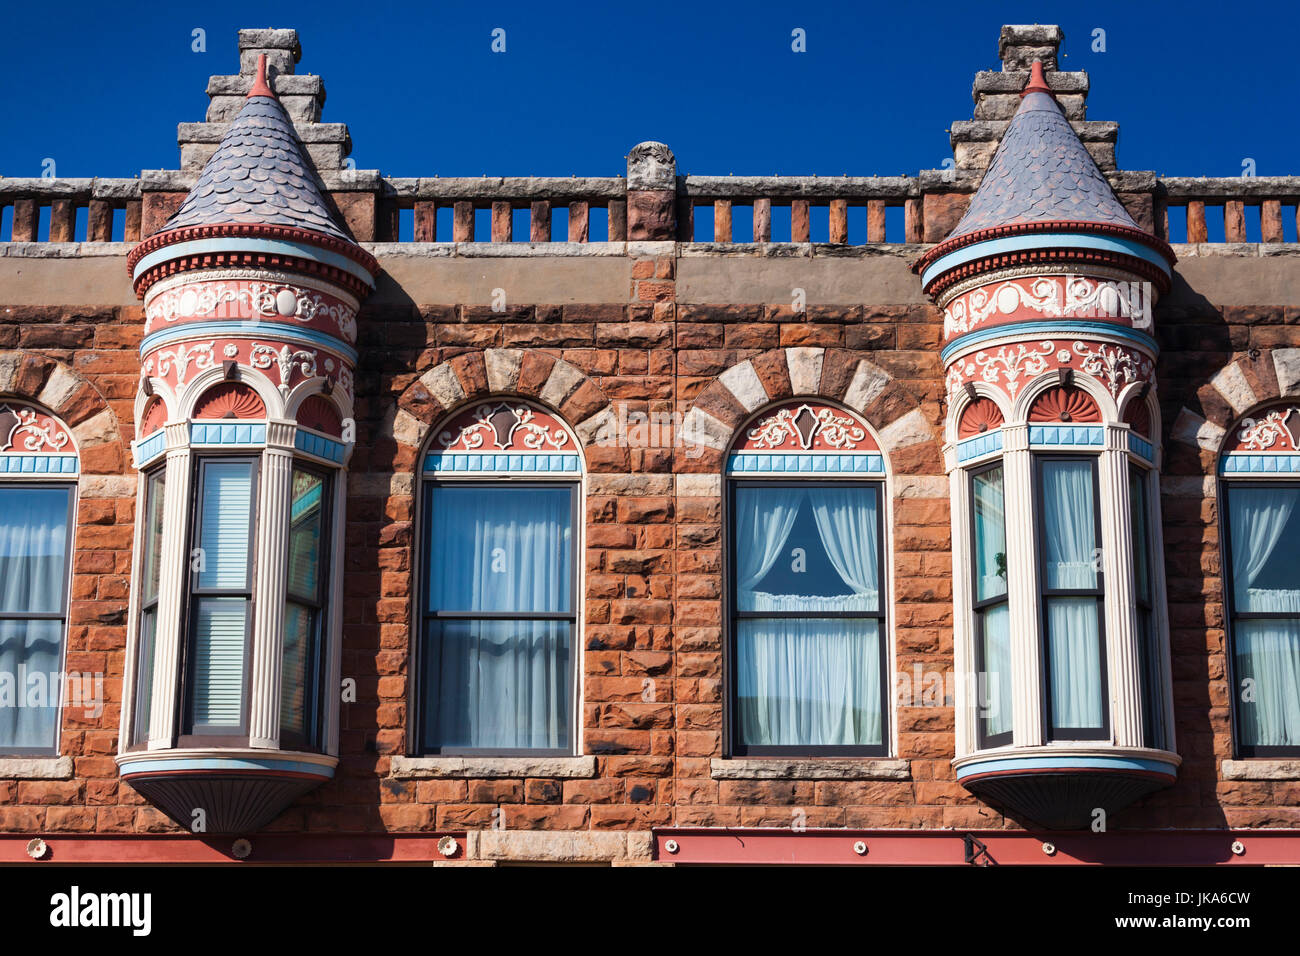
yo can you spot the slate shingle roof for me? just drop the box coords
[160,92,352,242]
[948,89,1138,239]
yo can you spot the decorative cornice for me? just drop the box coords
[916,218,1176,277]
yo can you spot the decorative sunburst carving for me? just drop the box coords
[193,382,266,420]
[1123,398,1151,438]
[297,395,343,437]
[958,398,1005,438]
[1029,386,1101,424]
[140,398,168,436]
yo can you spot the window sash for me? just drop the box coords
[417,480,579,756]
[726,479,889,758]
[1034,455,1109,741]
[132,468,165,746]
[969,462,1012,748]
[1222,479,1300,757]
[281,463,332,751]
[183,457,258,737]
[0,482,75,756]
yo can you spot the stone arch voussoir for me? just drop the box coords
[1172,348,1299,453]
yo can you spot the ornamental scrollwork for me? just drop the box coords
[1071,341,1152,398]
[251,343,318,397]
[156,341,216,386]
[0,404,72,453]
[146,280,358,342]
[1238,407,1300,451]
[972,341,1054,398]
[438,403,571,452]
[746,404,867,450]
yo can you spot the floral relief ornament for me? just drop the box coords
[0,405,71,453]
[746,405,866,450]
[1071,341,1152,398]
[1238,407,1300,451]
[250,343,318,396]
[972,341,1055,398]
[156,341,216,386]
[439,404,571,451]
[145,281,358,342]
[943,275,1149,338]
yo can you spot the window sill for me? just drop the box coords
[1221,759,1300,781]
[711,758,911,781]
[390,755,598,779]
[0,757,73,780]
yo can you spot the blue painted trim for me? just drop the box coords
[190,422,267,446]
[133,237,374,288]
[1128,433,1154,462]
[133,430,167,467]
[0,455,78,475]
[141,322,358,363]
[941,320,1158,366]
[726,452,885,475]
[956,753,1177,780]
[1221,453,1300,475]
[121,756,334,778]
[1029,424,1104,447]
[294,430,345,464]
[424,452,582,474]
[956,431,1003,462]
[921,232,1172,288]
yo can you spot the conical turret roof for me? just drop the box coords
[947,61,1138,238]
[158,55,352,242]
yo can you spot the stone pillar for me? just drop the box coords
[148,424,193,749]
[1100,425,1142,747]
[247,423,296,749]
[1001,424,1043,747]
[626,142,677,241]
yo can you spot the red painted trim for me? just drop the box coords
[654,828,1300,866]
[1021,60,1053,99]
[247,53,275,100]
[127,223,380,284]
[959,766,1177,786]
[121,768,330,783]
[133,251,374,301]
[0,833,465,865]
[924,247,1173,299]
[915,219,1177,277]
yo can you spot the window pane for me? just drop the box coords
[735,485,879,613]
[973,467,1008,601]
[0,485,70,614]
[190,597,247,728]
[196,462,254,590]
[1040,460,1098,590]
[1228,485,1300,612]
[1046,596,1104,731]
[0,619,62,750]
[736,618,881,747]
[979,602,1012,739]
[427,485,572,614]
[1235,618,1300,748]
[142,471,166,604]
[1137,609,1167,749]
[281,602,314,740]
[424,618,571,750]
[287,469,325,599]
[133,607,157,744]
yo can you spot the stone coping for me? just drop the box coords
[710,758,911,780]
[1221,759,1300,781]
[389,755,598,779]
[0,757,74,779]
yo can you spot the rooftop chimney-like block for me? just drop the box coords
[999,24,1063,70]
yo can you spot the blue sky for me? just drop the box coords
[0,1,1294,182]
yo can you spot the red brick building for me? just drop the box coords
[0,24,1297,865]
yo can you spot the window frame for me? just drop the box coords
[1033,453,1110,743]
[414,476,580,757]
[129,466,166,749]
[724,477,890,758]
[178,454,260,744]
[1220,477,1300,758]
[279,460,333,753]
[968,460,1013,750]
[1129,463,1167,751]
[0,480,77,756]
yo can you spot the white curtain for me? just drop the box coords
[735,486,882,748]
[737,619,880,746]
[973,468,1007,601]
[1229,487,1300,747]
[427,487,572,750]
[981,602,1012,737]
[0,487,70,750]
[1041,461,1103,730]
[735,487,803,610]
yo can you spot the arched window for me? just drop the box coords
[417,400,582,755]
[1219,402,1300,756]
[0,400,79,754]
[726,400,888,756]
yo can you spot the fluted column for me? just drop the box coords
[1001,424,1042,747]
[148,423,193,749]
[1100,424,1142,747]
[248,421,296,749]
[322,474,348,756]
[1146,467,1176,750]
[946,442,976,757]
